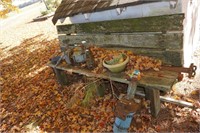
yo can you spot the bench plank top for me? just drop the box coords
[48,62,178,92]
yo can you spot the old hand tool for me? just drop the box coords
[162,63,197,78]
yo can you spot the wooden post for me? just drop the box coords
[127,82,137,99]
[144,88,151,100]
[52,68,68,86]
[148,89,161,117]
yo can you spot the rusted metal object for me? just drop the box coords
[162,63,197,78]
[113,97,140,132]
[114,98,140,120]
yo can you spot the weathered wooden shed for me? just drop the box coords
[50,0,200,117]
[52,0,199,67]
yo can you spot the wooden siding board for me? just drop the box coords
[134,49,183,66]
[104,48,183,66]
[58,34,183,66]
[58,33,183,50]
[57,14,184,34]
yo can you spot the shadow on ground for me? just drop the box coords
[0,35,74,132]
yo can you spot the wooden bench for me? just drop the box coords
[52,14,184,117]
[48,62,178,117]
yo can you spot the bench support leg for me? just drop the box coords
[144,88,151,100]
[52,68,68,86]
[145,88,160,117]
[127,82,137,99]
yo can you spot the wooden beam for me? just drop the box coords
[58,32,183,50]
[48,62,178,92]
[57,14,184,34]
[105,48,183,66]
[58,32,183,66]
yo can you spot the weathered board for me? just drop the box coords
[57,14,184,34]
[58,32,183,50]
[147,89,161,117]
[48,62,178,92]
[48,62,178,117]
[107,47,183,66]
[58,33,183,66]
[57,14,184,66]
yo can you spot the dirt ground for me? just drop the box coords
[0,5,200,132]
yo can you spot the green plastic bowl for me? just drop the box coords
[103,55,129,73]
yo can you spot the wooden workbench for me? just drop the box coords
[48,62,178,117]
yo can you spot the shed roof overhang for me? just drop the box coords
[52,0,162,24]
[52,0,181,25]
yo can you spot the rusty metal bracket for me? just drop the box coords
[114,80,139,120]
[162,63,197,78]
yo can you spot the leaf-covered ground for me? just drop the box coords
[0,35,200,132]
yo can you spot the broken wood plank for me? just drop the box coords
[57,14,184,34]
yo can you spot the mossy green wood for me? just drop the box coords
[105,47,183,66]
[58,32,183,50]
[58,34,183,66]
[57,14,184,34]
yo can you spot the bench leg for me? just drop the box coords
[52,68,68,86]
[144,88,151,100]
[146,88,161,117]
[127,82,137,99]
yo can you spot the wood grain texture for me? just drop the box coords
[48,62,178,92]
[58,32,183,50]
[148,89,161,117]
[103,47,183,66]
[57,14,184,34]
[58,34,183,66]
